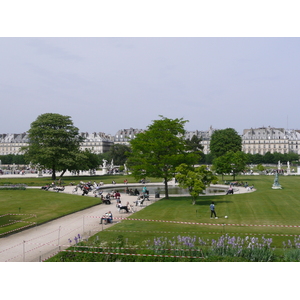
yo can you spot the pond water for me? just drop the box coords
[100,185,228,195]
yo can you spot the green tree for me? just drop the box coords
[175,163,218,205]
[67,149,100,176]
[257,164,265,173]
[213,150,248,180]
[212,154,232,181]
[127,116,198,199]
[210,128,242,158]
[22,113,84,180]
[262,152,275,164]
[185,135,204,163]
[107,144,132,165]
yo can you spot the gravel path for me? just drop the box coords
[0,185,160,262]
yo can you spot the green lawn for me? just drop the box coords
[47,174,300,261]
[0,189,101,236]
[0,174,158,236]
[2,173,300,261]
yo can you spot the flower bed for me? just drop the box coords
[0,184,27,190]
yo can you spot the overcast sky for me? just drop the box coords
[1,37,300,136]
[1,0,300,137]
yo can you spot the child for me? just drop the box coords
[210,202,217,219]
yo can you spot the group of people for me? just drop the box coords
[98,190,121,204]
[99,187,151,224]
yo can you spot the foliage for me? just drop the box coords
[48,233,276,262]
[246,151,299,165]
[185,135,204,163]
[175,164,218,204]
[127,116,198,199]
[210,128,242,158]
[213,151,248,180]
[22,113,85,180]
[67,149,100,175]
[256,164,265,172]
[0,154,26,165]
[107,144,132,166]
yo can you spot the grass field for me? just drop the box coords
[2,173,300,260]
[0,189,102,236]
[0,174,159,236]
[46,174,300,261]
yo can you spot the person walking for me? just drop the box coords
[210,202,217,219]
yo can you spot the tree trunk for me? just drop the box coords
[52,166,56,180]
[164,178,169,199]
[60,169,66,178]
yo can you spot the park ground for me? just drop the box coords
[1,173,300,262]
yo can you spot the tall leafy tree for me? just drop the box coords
[176,163,218,205]
[22,113,84,180]
[185,135,204,163]
[127,116,198,199]
[213,150,248,180]
[210,128,242,158]
[107,144,132,165]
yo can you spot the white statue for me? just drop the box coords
[111,159,114,168]
[102,159,107,168]
[278,161,281,170]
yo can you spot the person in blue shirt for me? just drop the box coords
[210,202,217,219]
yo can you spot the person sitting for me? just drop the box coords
[103,194,111,204]
[100,212,109,224]
[134,189,140,196]
[107,211,113,223]
[226,186,234,195]
[100,211,113,224]
[82,185,89,196]
[134,195,145,206]
[247,185,254,191]
[117,202,129,213]
[127,201,134,213]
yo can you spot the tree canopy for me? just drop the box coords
[176,163,218,205]
[22,113,85,179]
[213,150,248,180]
[127,116,198,199]
[210,128,242,158]
[185,135,204,163]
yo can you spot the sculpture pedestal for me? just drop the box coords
[102,167,108,175]
[36,170,43,177]
[272,184,282,189]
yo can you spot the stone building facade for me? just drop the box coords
[242,127,300,155]
[184,126,217,154]
[1,126,300,156]
[0,132,114,155]
[113,128,145,145]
